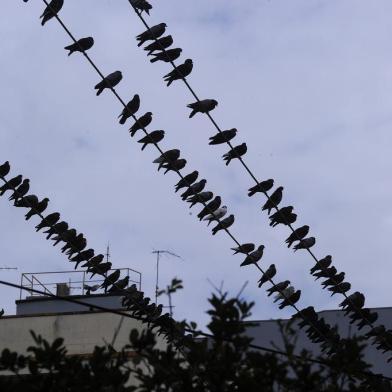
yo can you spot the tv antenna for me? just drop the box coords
[0,267,17,271]
[152,250,182,303]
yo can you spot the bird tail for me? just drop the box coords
[150,57,159,63]
[96,87,103,96]
[119,116,126,125]
[166,78,173,86]
[141,143,147,151]
[189,110,196,118]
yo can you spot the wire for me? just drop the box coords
[124,1,392,353]
[24,0,353,358]
[1,278,390,383]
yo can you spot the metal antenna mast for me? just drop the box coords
[152,250,182,304]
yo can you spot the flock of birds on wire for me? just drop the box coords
[14,0,392,358]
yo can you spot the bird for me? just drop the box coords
[154,149,180,170]
[313,266,337,281]
[248,179,274,197]
[90,262,112,277]
[35,212,60,232]
[222,143,247,166]
[150,48,182,63]
[8,179,30,202]
[267,281,290,296]
[240,245,265,267]
[258,264,276,287]
[340,292,365,312]
[64,37,94,56]
[0,175,22,195]
[274,286,295,303]
[211,214,234,235]
[137,130,165,150]
[209,129,237,145]
[94,71,122,96]
[25,198,49,221]
[71,249,95,268]
[101,270,121,290]
[161,159,187,174]
[84,284,100,295]
[136,23,167,47]
[52,228,76,247]
[164,59,193,86]
[261,186,283,214]
[63,233,86,256]
[187,99,218,118]
[44,221,68,240]
[186,191,213,208]
[0,161,10,177]
[279,290,301,309]
[14,194,38,208]
[329,282,351,296]
[40,0,64,26]
[144,35,173,55]
[181,179,206,200]
[129,0,152,14]
[322,272,345,288]
[129,112,153,137]
[269,207,297,227]
[108,276,130,292]
[83,254,104,269]
[118,95,140,125]
[175,171,198,193]
[197,196,221,221]
[285,225,309,248]
[203,206,227,226]
[0,309,4,317]
[310,255,332,274]
[231,243,255,255]
[293,237,316,252]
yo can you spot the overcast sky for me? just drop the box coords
[1,0,392,329]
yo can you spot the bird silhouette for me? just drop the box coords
[181,179,206,200]
[0,161,10,177]
[293,237,316,252]
[40,0,63,26]
[138,130,165,150]
[164,59,193,86]
[261,186,283,214]
[197,196,221,221]
[240,245,265,266]
[130,0,152,14]
[150,48,182,63]
[285,225,309,248]
[222,143,247,166]
[203,206,227,226]
[144,35,173,55]
[211,214,234,235]
[119,95,140,125]
[95,71,122,96]
[0,175,23,195]
[175,171,198,193]
[310,255,332,275]
[129,112,152,137]
[44,221,68,240]
[209,129,237,145]
[248,179,274,197]
[8,179,30,202]
[25,198,49,221]
[267,281,290,296]
[187,191,213,208]
[258,264,276,287]
[64,37,94,56]
[35,212,60,232]
[136,23,167,47]
[231,243,255,255]
[188,99,218,118]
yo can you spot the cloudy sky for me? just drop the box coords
[1,0,392,329]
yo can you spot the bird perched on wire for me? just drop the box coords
[329,282,351,296]
[52,228,76,247]
[187,191,213,208]
[310,255,332,275]
[248,179,274,197]
[84,284,100,296]
[197,196,221,221]
[0,161,10,178]
[144,35,173,55]
[129,112,153,137]
[101,270,121,291]
[25,197,49,221]
[340,292,365,314]
[90,262,112,278]
[136,23,167,46]
[269,206,297,227]
[40,0,64,26]
[71,249,95,269]
[0,175,23,195]
[181,179,207,200]
[161,159,187,174]
[129,0,152,15]
[267,280,290,296]
[164,59,193,86]
[137,130,165,150]
[261,186,283,214]
[35,212,60,232]
[188,99,218,118]
[64,37,94,56]
[119,95,140,125]
[231,243,255,255]
[313,266,337,281]
[95,71,122,96]
[211,214,234,235]
[222,143,247,166]
[240,245,265,266]
[285,225,309,248]
[14,194,38,208]
[63,233,86,256]
[150,48,182,63]
[153,149,180,169]
[203,206,227,226]
[109,276,130,292]
[44,221,68,240]
[293,237,316,252]
[83,254,104,269]
[8,179,30,202]
[279,290,301,309]
[175,171,198,193]
[274,286,294,303]
[209,129,237,145]
[322,272,345,289]
[258,264,276,287]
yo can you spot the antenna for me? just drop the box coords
[0,267,17,271]
[105,243,110,263]
[152,250,182,303]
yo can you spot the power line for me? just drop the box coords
[123,1,392,354]
[0,278,390,383]
[19,0,354,358]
